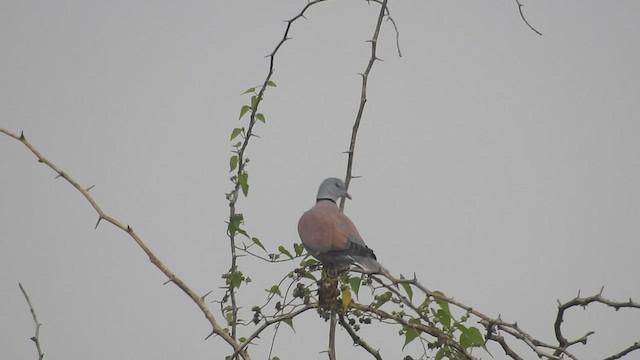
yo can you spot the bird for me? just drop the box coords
[298,177,386,274]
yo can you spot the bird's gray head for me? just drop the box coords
[316,177,351,203]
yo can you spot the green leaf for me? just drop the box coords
[433,291,452,329]
[459,326,485,348]
[374,291,392,309]
[349,276,362,298]
[301,272,316,281]
[268,285,282,297]
[227,213,244,237]
[278,246,293,259]
[267,80,277,87]
[293,243,305,257]
[301,258,318,267]
[241,87,255,95]
[256,113,265,123]
[434,347,448,360]
[272,357,280,360]
[238,172,249,196]
[281,317,294,330]
[225,270,245,289]
[239,105,251,120]
[229,155,238,172]
[402,326,420,350]
[252,237,266,252]
[230,127,243,140]
[250,95,258,108]
[399,274,413,301]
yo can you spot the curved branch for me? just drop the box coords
[341,0,391,210]
[1,128,249,360]
[18,283,44,360]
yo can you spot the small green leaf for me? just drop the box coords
[252,237,266,252]
[229,155,238,172]
[238,172,249,196]
[400,274,413,301]
[241,87,255,95]
[272,357,280,360]
[293,243,304,256]
[239,337,247,343]
[374,291,392,309]
[301,272,316,281]
[230,127,243,140]
[251,95,258,108]
[402,326,420,349]
[267,80,277,87]
[268,285,282,297]
[434,347,448,360]
[459,326,485,348]
[256,113,265,123]
[349,276,362,298]
[301,258,318,267]
[278,246,293,259]
[239,105,251,120]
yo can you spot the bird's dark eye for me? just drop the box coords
[335,183,340,187]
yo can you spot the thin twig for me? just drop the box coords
[513,0,542,35]
[1,128,249,360]
[340,0,390,210]
[338,314,383,359]
[18,283,44,360]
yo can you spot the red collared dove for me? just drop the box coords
[298,177,386,274]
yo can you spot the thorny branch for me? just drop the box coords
[513,0,542,35]
[1,128,249,360]
[340,0,393,209]
[371,271,640,360]
[18,283,44,360]
[225,0,330,348]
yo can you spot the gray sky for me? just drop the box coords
[2,1,639,359]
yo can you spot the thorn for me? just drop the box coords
[86,185,95,191]
[374,56,385,62]
[94,217,102,229]
[20,131,26,140]
[204,331,216,341]
[342,150,352,154]
[55,173,63,179]
[599,285,604,295]
[127,225,133,233]
[351,175,362,179]
[557,299,561,306]
[163,279,172,285]
[300,14,307,20]
[577,289,581,298]
[202,290,213,301]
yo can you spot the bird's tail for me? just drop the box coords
[353,256,391,277]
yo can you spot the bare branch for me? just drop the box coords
[1,128,248,360]
[341,0,391,210]
[513,0,542,35]
[18,283,44,360]
[338,314,383,359]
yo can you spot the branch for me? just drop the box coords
[340,0,391,210]
[553,288,640,358]
[224,0,330,348]
[18,283,44,360]
[338,314,383,360]
[1,128,249,360]
[513,0,542,35]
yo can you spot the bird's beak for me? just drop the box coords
[345,192,352,200]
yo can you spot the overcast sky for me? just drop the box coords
[2,1,639,359]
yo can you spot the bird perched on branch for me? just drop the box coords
[298,177,386,274]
